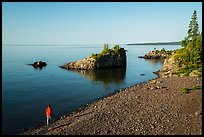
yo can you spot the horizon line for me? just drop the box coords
[2,40,182,46]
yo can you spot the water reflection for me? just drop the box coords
[144,59,164,65]
[27,64,47,70]
[68,67,126,86]
[33,66,47,70]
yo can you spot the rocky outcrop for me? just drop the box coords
[154,55,202,78]
[139,50,175,59]
[60,48,126,70]
[154,56,179,77]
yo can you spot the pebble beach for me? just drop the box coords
[22,76,202,135]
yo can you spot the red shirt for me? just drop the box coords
[46,105,52,117]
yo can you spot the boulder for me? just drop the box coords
[31,61,47,68]
[154,56,179,77]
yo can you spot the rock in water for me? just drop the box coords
[60,47,126,70]
[138,50,172,59]
[30,61,47,68]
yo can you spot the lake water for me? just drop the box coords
[2,44,181,134]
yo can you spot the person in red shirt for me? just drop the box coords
[46,104,53,126]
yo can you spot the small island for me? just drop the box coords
[60,44,127,70]
[138,48,176,59]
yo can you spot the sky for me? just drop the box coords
[2,2,202,45]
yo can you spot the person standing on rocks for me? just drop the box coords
[46,104,53,126]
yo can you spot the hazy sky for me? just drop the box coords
[2,2,202,45]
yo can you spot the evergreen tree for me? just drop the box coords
[181,10,200,47]
[188,10,199,41]
[176,10,202,76]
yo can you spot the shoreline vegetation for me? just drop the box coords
[21,10,202,135]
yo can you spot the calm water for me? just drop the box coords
[2,44,181,134]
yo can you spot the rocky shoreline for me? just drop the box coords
[21,75,202,135]
[138,49,175,59]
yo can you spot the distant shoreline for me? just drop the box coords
[126,41,181,45]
